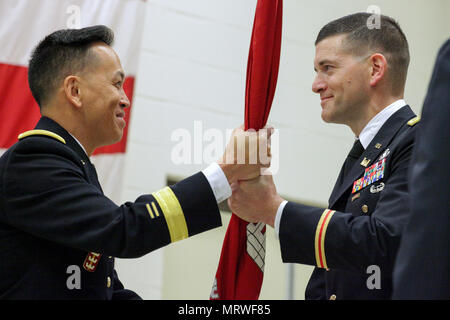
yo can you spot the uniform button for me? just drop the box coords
[329,294,337,300]
[106,276,111,288]
[362,205,369,214]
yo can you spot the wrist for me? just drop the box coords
[218,162,238,185]
[264,196,284,227]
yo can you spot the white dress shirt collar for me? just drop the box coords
[358,99,407,149]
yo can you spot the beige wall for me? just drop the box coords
[112,0,450,299]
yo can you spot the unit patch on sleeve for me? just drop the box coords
[83,252,102,272]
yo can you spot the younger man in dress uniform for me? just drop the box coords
[0,26,271,299]
[228,13,419,299]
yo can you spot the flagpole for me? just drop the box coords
[286,263,295,300]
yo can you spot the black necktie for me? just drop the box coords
[338,139,365,187]
[347,139,364,161]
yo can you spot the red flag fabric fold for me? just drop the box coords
[211,0,283,300]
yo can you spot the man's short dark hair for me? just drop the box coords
[315,13,410,95]
[28,25,114,108]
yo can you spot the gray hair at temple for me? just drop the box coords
[315,13,410,96]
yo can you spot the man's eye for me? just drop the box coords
[115,81,122,88]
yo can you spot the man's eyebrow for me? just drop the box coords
[314,59,335,72]
[114,70,125,80]
[318,59,334,66]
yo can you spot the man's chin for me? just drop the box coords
[321,106,345,124]
[321,110,334,123]
[112,131,124,144]
[102,131,124,147]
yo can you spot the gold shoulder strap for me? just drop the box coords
[407,116,421,127]
[18,129,66,144]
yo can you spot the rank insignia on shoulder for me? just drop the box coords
[352,158,386,193]
[83,252,102,272]
[407,116,420,126]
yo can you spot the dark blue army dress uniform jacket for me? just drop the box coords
[393,39,450,299]
[0,116,222,299]
[278,105,419,300]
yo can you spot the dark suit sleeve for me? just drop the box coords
[392,39,450,299]
[1,137,221,259]
[279,131,415,274]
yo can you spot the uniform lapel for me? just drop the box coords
[88,162,104,194]
[35,117,90,163]
[34,117,104,194]
[328,105,416,208]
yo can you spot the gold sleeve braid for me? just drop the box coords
[152,187,188,242]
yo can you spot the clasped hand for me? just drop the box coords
[219,125,283,227]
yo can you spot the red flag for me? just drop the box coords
[210,0,283,300]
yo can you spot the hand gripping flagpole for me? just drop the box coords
[211,0,283,300]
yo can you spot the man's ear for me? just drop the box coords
[369,53,388,87]
[63,75,83,108]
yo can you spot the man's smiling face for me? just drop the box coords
[79,42,130,148]
[312,34,371,126]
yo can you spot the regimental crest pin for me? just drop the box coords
[360,157,371,167]
[379,148,390,161]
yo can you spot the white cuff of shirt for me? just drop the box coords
[275,200,288,237]
[201,162,232,204]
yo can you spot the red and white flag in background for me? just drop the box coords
[0,0,145,203]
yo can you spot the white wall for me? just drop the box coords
[115,0,450,299]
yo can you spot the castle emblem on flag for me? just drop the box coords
[246,222,266,272]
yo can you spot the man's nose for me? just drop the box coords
[312,75,326,94]
[120,91,130,109]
